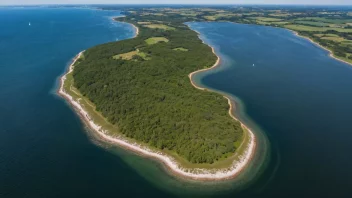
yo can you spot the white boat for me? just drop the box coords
[29,22,31,26]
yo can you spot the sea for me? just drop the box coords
[1,7,352,198]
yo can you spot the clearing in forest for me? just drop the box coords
[145,37,169,45]
[173,47,189,51]
[112,49,150,60]
[143,24,175,30]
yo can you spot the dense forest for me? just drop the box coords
[72,14,243,164]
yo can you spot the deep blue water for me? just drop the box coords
[0,7,173,198]
[2,7,352,198]
[189,22,352,197]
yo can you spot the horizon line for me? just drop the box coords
[1,3,352,6]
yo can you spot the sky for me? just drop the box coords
[1,0,352,5]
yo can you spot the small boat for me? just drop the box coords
[253,64,255,66]
[29,22,31,26]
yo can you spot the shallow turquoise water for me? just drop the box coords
[1,7,352,198]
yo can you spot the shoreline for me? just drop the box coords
[219,21,352,66]
[290,30,352,66]
[111,16,139,37]
[57,22,256,181]
[131,23,139,37]
[188,28,257,179]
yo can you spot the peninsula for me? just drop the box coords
[59,10,257,180]
[60,5,352,181]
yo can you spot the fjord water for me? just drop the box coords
[189,22,352,197]
[0,7,173,198]
[1,7,352,198]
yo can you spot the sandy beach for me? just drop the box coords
[57,23,257,181]
[132,23,139,37]
[111,16,139,38]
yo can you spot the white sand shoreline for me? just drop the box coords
[111,16,139,37]
[131,23,139,37]
[57,23,256,181]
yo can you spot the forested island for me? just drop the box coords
[60,9,253,173]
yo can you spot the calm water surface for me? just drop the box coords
[189,22,352,197]
[1,7,352,198]
[0,7,172,198]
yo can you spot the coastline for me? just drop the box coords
[131,23,139,37]
[57,22,256,181]
[188,28,257,179]
[216,21,352,66]
[111,16,139,37]
[290,30,352,66]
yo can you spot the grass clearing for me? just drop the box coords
[295,17,352,24]
[269,13,291,17]
[141,12,164,16]
[173,47,189,52]
[144,24,175,30]
[252,17,283,22]
[145,37,169,45]
[321,36,346,42]
[294,20,330,27]
[137,21,151,25]
[342,40,352,45]
[204,15,217,21]
[112,50,150,60]
[242,12,263,16]
[180,13,199,16]
[270,21,290,25]
[315,33,340,37]
[204,13,241,21]
[256,21,271,25]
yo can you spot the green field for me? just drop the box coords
[295,17,352,24]
[314,34,340,37]
[242,12,263,16]
[145,37,169,45]
[173,47,189,51]
[294,20,330,27]
[112,50,150,60]
[271,21,290,25]
[251,17,283,22]
[269,13,290,17]
[143,24,175,30]
[204,13,240,21]
[137,21,151,25]
[284,24,352,33]
[321,36,346,42]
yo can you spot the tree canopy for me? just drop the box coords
[72,13,243,164]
